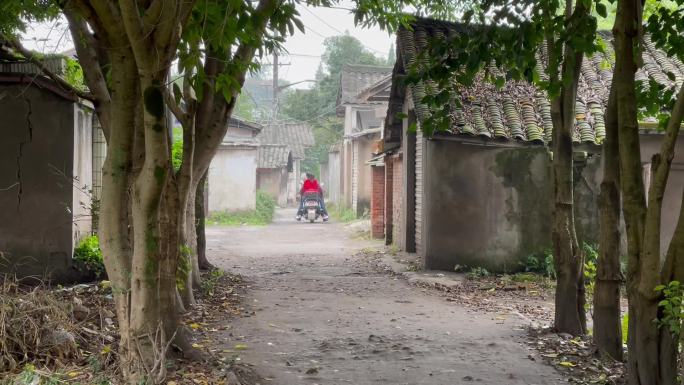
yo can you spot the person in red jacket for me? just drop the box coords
[296,173,329,221]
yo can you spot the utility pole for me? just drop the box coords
[272,34,279,120]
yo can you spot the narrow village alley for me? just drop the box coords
[207,209,565,385]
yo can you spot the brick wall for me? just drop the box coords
[370,165,385,239]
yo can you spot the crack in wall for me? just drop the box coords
[16,98,34,209]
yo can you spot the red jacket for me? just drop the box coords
[300,179,322,194]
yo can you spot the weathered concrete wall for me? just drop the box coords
[72,106,94,244]
[391,155,405,250]
[639,133,684,253]
[208,146,257,213]
[0,85,78,281]
[355,139,374,216]
[258,168,288,207]
[422,139,600,272]
[327,151,341,205]
[342,140,353,207]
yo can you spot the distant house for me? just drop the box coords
[257,122,315,204]
[257,144,292,206]
[373,18,684,272]
[330,64,392,216]
[0,55,104,281]
[207,117,262,213]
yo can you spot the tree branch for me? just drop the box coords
[119,0,151,69]
[164,87,187,127]
[2,38,95,102]
[63,8,110,104]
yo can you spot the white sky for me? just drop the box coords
[21,2,395,90]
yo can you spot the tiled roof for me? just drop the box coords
[257,144,291,169]
[395,18,684,144]
[229,116,262,132]
[357,75,392,103]
[337,64,392,114]
[257,122,314,159]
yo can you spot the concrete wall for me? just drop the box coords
[327,151,341,204]
[72,106,94,244]
[342,140,353,207]
[208,146,257,213]
[320,162,329,198]
[258,168,288,207]
[391,155,405,250]
[422,139,600,272]
[354,139,374,217]
[0,85,80,281]
[287,159,302,205]
[639,133,684,253]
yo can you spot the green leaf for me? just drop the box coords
[596,3,608,18]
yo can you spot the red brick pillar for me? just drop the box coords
[370,165,386,239]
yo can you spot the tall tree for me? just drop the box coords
[167,0,297,299]
[399,0,600,335]
[612,0,684,382]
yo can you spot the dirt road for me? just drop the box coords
[207,208,564,385]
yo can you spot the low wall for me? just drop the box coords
[422,139,600,272]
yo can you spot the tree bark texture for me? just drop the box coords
[195,172,211,270]
[593,87,624,361]
[65,1,196,382]
[613,0,684,383]
[548,3,588,334]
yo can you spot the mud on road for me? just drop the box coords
[207,208,564,385]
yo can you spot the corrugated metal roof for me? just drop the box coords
[393,18,684,144]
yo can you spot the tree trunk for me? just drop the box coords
[551,41,587,337]
[127,75,174,380]
[593,87,624,361]
[97,49,137,367]
[613,0,681,383]
[196,171,211,270]
[185,183,202,289]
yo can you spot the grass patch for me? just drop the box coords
[207,190,276,226]
[327,203,357,222]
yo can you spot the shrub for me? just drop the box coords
[73,235,105,278]
[520,250,556,278]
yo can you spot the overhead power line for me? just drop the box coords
[301,6,388,56]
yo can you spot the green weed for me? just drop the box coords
[201,269,225,297]
[327,203,357,222]
[73,235,105,278]
[207,190,276,226]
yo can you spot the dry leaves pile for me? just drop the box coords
[527,327,626,384]
[0,277,119,384]
[0,269,255,385]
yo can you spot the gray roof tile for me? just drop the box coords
[337,64,392,114]
[257,122,314,159]
[257,144,291,169]
[395,19,684,144]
